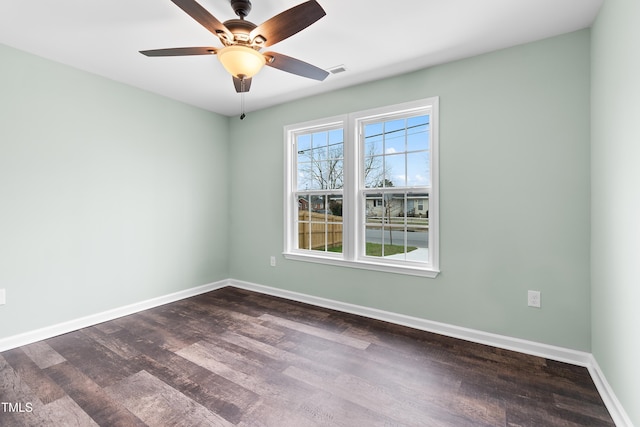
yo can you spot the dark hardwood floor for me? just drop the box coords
[1,287,614,426]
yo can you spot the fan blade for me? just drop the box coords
[264,51,329,81]
[233,76,252,93]
[250,0,326,47]
[170,0,233,41]
[140,47,218,57]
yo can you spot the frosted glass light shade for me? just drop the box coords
[217,45,266,78]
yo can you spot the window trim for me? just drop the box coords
[283,98,439,278]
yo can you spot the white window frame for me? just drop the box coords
[284,97,439,278]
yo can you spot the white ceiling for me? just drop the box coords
[0,0,603,117]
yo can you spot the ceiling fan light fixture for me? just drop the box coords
[217,45,266,79]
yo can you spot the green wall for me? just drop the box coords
[1,29,596,353]
[0,44,230,338]
[229,30,592,351]
[591,0,640,425]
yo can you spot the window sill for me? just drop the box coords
[283,252,440,278]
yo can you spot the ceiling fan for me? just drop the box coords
[140,0,329,94]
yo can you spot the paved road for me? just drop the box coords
[365,229,428,248]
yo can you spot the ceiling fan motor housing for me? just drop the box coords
[231,0,252,18]
[222,19,257,44]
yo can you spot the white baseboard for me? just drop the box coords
[0,277,632,426]
[229,279,633,427]
[228,279,592,365]
[587,356,635,427]
[0,280,228,353]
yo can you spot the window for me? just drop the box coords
[284,98,439,277]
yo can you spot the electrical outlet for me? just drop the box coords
[528,290,541,308]
[270,256,276,267]
[0,289,5,305]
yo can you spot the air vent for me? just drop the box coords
[327,64,347,75]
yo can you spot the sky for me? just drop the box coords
[296,114,431,191]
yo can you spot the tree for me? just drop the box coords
[363,152,384,188]
[374,179,396,247]
[329,199,343,216]
[299,142,385,190]
[376,179,394,188]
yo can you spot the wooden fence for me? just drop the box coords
[298,211,343,250]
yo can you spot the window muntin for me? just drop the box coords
[359,113,431,266]
[284,98,439,277]
[363,191,430,262]
[296,128,344,191]
[297,193,343,254]
[363,114,431,189]
[293,125,344,255]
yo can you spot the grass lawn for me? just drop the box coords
[327,243,417,256]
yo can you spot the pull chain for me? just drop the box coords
[240,91,246,120]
